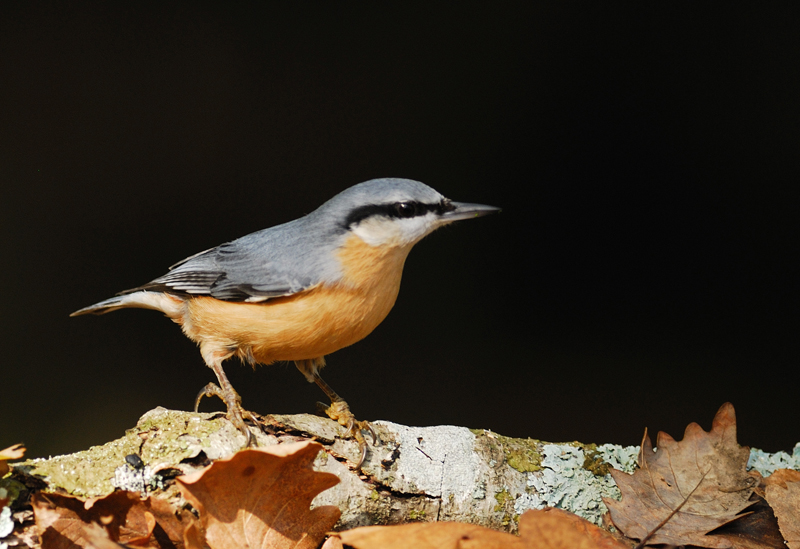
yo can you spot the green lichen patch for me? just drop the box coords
[557,441,637,476]
[0,478,25,507]
[16,432,142,498]
[408,508,427,520]
[15,408,241,498]
[474,431,542,473]
[581,444,611,477]
[493,488,514,526]
[493,488,511,512]
[506,443,542,473]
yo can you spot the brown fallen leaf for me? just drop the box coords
[32,490,193,549]
[320,535,344,549]
[764,481,800,549]
[762,468,800,489]
[143,497,196,548]
[82,522,127,549]
[337,521,525,549]
[177,441,340,549]
[519,508,632,549]
[0,443,25,476]
[336,508,630,549]
[34,491,146,549]
[706,495,785,549]
[604,402,760,548]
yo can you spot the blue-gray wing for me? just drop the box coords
[121,216,345,302]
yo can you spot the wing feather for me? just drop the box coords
[119,216,343,302]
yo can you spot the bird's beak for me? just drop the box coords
[441,201,502,222]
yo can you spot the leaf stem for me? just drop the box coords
[633,469,709,549]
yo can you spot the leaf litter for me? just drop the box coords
[13,403,800,549]
[604,403,762,548]
[177,441,340,549]
[28,441,338,549]
[334,507,630,549]
[31,490,192,549]
[764,479,800,549]
[1,445,25,478]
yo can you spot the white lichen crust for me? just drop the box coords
[512,444,634,525]
[747,443,800,476]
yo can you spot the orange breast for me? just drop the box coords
[180,234,413,364]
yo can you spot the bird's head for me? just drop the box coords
[321,178,500,248]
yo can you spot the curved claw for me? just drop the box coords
[240,424,255,447]
[352,421,375,469]
[365,422,377,445]
[347,420,377,445]
[243,409,260,426]
[320,399,377,469]
[194,382,223,413]
[357,442,368,469]
[344,419,372,468]
[242,411,261,448]
[193,382,257,448]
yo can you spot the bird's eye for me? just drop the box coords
[394,202,418,218]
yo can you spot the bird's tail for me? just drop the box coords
[70,291,184,317]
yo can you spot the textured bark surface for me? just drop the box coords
[6,408,800,549]
[11,407,639,535]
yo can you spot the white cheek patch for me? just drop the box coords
[351,214,439,247]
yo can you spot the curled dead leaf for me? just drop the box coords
[337,521,524,549]
[82,522,127,549]
[0,443,25,476]
[32,490,192,549]
[704,495,785,549]
[762,468,800,489]
[177,440,340,549]
[320,535,345,549]
[0,444,25,460]
[336,508,630,549]
[764,481,800,549]
[604,403,759,548]
[519,508,632,549]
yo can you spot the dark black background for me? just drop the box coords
[2,4,798,458]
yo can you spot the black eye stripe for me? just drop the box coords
[344,200,453,228]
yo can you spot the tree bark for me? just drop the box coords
[11,407,644,535]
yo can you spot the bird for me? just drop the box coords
[71,178,500,465]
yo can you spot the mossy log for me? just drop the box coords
[10,407,642,535]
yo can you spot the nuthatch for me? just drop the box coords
[72,178,500,465]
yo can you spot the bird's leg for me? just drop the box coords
[312,372,377,468]
[294,358,376,467]
[195,350,256,447]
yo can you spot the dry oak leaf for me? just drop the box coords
[336,521,524,549]
[320,535,344,549]
[32,490,192,549]
[520,508,632,549]
[81,522,127,549]
[177,440,340,549]
[762,468,800,489]
[604,402,760,549]
[764,481,800,549]
[335,508,630,549]
[703,495,785,549]
[0,443,25,476]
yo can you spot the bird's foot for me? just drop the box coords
[318,399,376,468]
[195,382,258,447]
